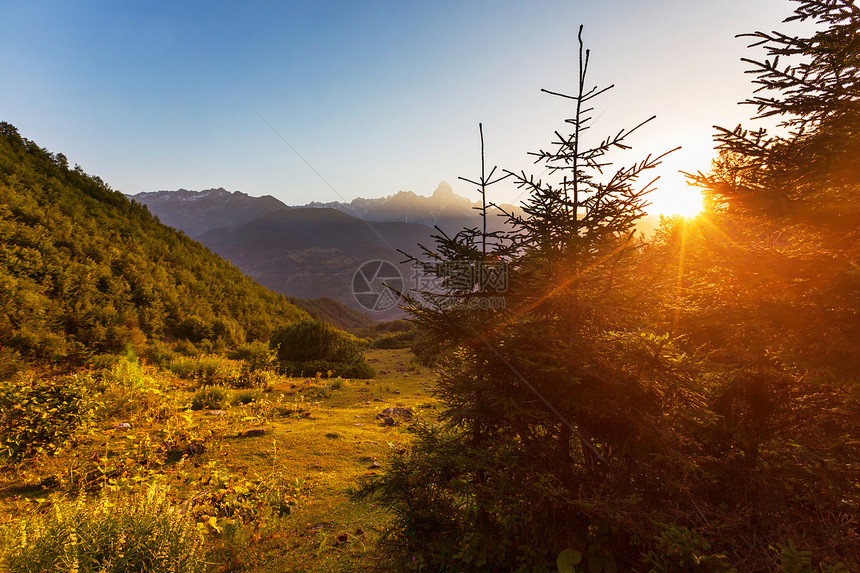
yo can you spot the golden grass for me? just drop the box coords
[0,349,437,573]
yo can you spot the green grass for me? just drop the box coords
[204,349,437,572]
[1,487,206,573]
[0,348,437,573]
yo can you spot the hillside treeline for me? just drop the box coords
[0,122,308,369]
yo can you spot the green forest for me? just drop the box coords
[0,119,311,366]
[1,0,859,572]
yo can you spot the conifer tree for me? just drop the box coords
[655,4,860,566]
[687,0,860,372]
[705,0,860,222]
[359,27,694,571]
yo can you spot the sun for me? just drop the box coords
[649,185,704,218]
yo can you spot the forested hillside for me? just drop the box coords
[0,122,307,368]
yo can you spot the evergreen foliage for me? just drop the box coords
[708,0,860,217]
[359,9,859,571]
[358,27,702,571]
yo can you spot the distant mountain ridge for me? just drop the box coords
[131,182,522,239]
[129,187,288,238]
[129,184,523,318]
[304,181,521,233]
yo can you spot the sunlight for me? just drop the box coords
[649,185,704,218]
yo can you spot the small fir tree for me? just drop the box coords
[358,27,694,572]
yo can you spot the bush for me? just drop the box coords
[142,340,176,368]
[271,319,375,379]
[97,357,177,422]
[186,468,302,535]
[410,331,443,366]
[279,359,375,380]
[227,340,276,372]
[99,355,155,388]
[0,373,99,461]
[0,346,24,381]
[343,360,375,379]
[270,319,365,364]
[243,367,279,388]
[231,390,258,406]
[371,329,421,349]
[174,339,200,356]
[191,386,230,410]
[0,487,206,573]
[643,523,734,572]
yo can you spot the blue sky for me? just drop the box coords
[1,0,804,210]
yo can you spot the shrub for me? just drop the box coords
[0,372,99,461]
[167,355,243,386]
[0,487,206,573]
[100,355,154,388]
[231,390,258,406]
[279,359,375,380]
[270,319,364,364]
[271,319,375,379]
[174,339,200,356]
[371,329,420,349]
[97,357,177,422]
[410,331,443,366]
[343,360,375,379]
[142,340,176,368]
[643,523,734,572]
[0,346,24,382]
[232,364,277,389]
[191,386,230,411]
[187,468,303,535]
[227,340,276,372]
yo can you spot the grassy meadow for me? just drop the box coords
[0,348,435,573]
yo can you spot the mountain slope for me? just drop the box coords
[286,297,375,331]
[128,187,288,238]
[198,208,437,317]
[0,122,308,364]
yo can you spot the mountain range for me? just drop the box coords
[128,183,516,319]
[304,181,520,234]
[130,182,520,239]
[130,187,288,238]
[196,207,436,319]
[128,185,664,320]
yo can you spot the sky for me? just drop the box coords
[0,0,810,213]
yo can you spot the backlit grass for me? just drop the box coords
[0,349,436,572]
